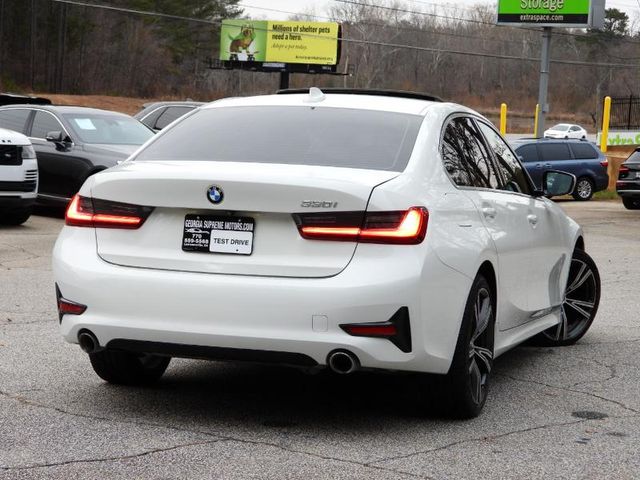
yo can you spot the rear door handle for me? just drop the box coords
[482,206,497,219]
[527,214,538,226]
[544,163,552,168]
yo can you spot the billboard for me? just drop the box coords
[497,0,592,28]
[219,20,340,66]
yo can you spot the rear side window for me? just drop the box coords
[136,106,423,172]
[140,107,166,129]
[0,109,31,133]
[441,117,499,189]
[569,143,598,159]
[538,143,572,161]
[478,122,532,195]
[516,144,538,163]
[155,106,194,130]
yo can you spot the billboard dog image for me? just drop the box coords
[229,24,257,61]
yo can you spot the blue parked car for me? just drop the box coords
[511,138,609,201]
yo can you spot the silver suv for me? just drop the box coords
[0,127,38,225]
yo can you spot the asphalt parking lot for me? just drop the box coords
[1,201,639,480]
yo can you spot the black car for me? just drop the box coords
[0,105,154,206]
[0,92,51,106]
[616,148,640,209]
[134,101,204,131]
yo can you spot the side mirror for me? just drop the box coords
[535,170,576,197]
[45,131,72,150]
[45,131,64,143]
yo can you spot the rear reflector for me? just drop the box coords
[340,307,412,352]
[294,207,428,244]
[341,323,398,337]
[66,194,153,229]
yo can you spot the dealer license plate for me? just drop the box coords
[182,214,254,255]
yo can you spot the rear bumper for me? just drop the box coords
[0,194,36,210]
[53,227,472,374]
[616,181,640,197]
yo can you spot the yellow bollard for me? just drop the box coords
[500,103,507,135]
[600,96,611,153]
[534,104,540,137]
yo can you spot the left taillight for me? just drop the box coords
[293,207,428,245]
[65,194,153,229]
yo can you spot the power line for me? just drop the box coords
[334,0,640,45]
[51,0,220,24]
[239,2,540,48]
[49,0,640,70]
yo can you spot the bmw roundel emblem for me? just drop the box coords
[207,185,224,204]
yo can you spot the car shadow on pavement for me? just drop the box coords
[70,345,550,426]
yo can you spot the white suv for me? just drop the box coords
[0,127,38,225]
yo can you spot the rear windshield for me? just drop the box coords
[627,150,640,163]
[135,106,423,172]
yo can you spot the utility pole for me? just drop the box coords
[0,0,4,88]
[30,0,36,90]
[535,27,552,138]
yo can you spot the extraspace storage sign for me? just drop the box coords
[497,0,592,27]
[220,20,340,66]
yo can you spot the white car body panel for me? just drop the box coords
[53,92,585,375]
[0,128,38,204]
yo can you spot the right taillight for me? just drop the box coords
[618,165,630,179]
[293,207,428,244]
[65,194,153,229]
[600,159,609,168]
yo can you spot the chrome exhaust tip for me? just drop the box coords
[327,350,359,375]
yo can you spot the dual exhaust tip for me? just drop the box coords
[327,350,359,375]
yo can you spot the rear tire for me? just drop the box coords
[1,208,32,226]
[622,197,640,210]
[427,275,495,419]
[530,249,600,347]
[89,350,170,385]
[572,177,594,201]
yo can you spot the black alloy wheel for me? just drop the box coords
[468,285,494,406]
[429,275,495,419]
[89,349,171,385]
[533,249,600,347]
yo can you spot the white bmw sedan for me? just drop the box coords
[53,89,600,418]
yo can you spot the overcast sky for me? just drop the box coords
[239,0,640,23]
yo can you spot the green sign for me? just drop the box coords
[497,0,591,27]
[597,130,640,146]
